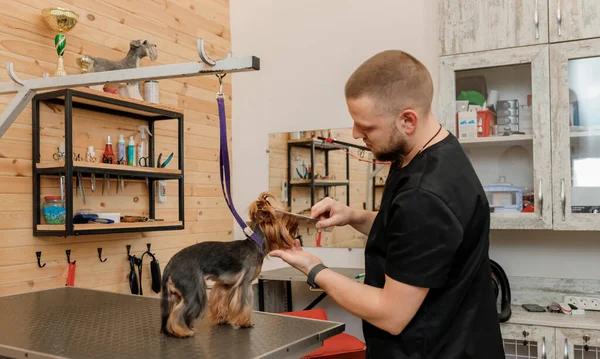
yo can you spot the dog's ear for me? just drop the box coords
[130,40,143,48]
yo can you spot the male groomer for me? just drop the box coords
[269,50,505,358]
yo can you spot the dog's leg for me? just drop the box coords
[184,278,207,330]
[209,282,231,325]
[229,282,255,329]
[165,277,195,337]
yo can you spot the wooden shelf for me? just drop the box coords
[569,130,600,138]
[39,87,183,119]
[36,221,184,235]
[459,134,534,147]
[36,162,181,179]
[290,179,349,186]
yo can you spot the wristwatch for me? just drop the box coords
[306,263,328,289]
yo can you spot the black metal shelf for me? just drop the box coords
[287,139,350,207]
[32,88,185,237]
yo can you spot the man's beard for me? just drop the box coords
[372,127,408,162]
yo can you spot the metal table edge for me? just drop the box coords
[0,343,64,359]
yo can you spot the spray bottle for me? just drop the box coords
[137,125,153,167]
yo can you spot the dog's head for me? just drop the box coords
[130,40,158,61]
[248,192,298,253]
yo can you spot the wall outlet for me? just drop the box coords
[564,296,600,311]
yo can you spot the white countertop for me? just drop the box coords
[507,305,600,330]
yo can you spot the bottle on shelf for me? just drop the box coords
[127,136,136,166]
[104,136,115,164]
[137,125,153,167]
[118,134,126,164]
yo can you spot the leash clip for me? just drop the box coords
[216,73,226,98]
[243,226,255,237]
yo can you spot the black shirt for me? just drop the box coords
[363,133,505,359]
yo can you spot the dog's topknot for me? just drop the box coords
[248,192,298,253]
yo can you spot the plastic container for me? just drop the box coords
[477,110,496,137]
[118,135,126,163]
[42,196,66,224]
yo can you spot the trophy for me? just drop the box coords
[42,7,79,77]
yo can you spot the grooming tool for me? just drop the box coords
[128,255,139,295]
[121,215,149,222]
[77,172,86,204]
[90,173,95,193]
[157,152,174,168]
[120,176,125,193]
[60,175,65,206]
[73,213,115,224]
[273,209,333,232]
[117,175,121,194]
[138,157,150,167]
[273,209,318,223]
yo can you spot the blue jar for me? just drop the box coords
[42,196,66,224]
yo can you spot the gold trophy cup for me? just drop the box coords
[42,7,79,77]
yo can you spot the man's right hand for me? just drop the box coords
[310,197,355,230]
[311,197,378,236]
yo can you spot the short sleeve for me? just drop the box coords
[384,188,463,288]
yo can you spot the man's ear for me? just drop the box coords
[399,110,419,135]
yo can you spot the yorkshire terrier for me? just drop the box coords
[160,192,298,337]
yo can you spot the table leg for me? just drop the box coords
[286,280,292,311]
[258,279,265,311]
[304,292,328,310]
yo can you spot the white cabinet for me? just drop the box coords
[501,323,555,358]
[440,45,552,229]
[549,38,600,230]
[439,0,548,55]
[556,328,600,359]
[439,0,600,231]
[549,0,600,43]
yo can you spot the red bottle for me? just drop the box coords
[104,136,116,164]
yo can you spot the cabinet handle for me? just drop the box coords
[534,0,539,39]
[564,338,569,359]
[538,178,543,217]
[541,336,547,359]
[557,0,562,36]
[561,178,566,220]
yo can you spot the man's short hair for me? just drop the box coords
[344,50,434,116]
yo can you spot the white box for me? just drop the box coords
[458,111,477,139]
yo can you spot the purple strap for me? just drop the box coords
[217,96,265,252]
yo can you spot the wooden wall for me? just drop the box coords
[268,128,390,248]
[0,0,233,296]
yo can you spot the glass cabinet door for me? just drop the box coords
[551,38,600,230]
[440,45,552,230]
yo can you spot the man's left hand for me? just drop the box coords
[269,239,323,275]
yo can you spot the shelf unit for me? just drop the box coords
[287,139,350,207]
[32,88,185,236]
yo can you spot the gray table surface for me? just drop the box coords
[0,287,344,359]
[258,267,364,282]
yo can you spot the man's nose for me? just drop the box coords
[352,125,362,139]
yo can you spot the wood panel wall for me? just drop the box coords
[268,128,390,248]
[0,0,234,296]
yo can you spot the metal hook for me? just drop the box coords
[197,38,216,66]
[146,243,152,253]
[216,73,226,98]
[126,244,132,258]
[36,251,46,268]
[97,248,107,262]
[7,62,24,85]
[66,249,75,264]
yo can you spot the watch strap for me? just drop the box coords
[307,263,327,289]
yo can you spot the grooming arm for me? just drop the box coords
[0,39,259,138]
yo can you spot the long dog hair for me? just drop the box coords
[160,192,298,337]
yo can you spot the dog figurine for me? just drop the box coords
[160,192,299,337]
[81,39,158,100]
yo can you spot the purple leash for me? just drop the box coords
[216,75,265,253]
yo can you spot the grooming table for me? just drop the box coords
[0,287,344,359]
[257,267,364,312]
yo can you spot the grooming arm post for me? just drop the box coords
[0,39,259,138]
[365,156,387,211]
